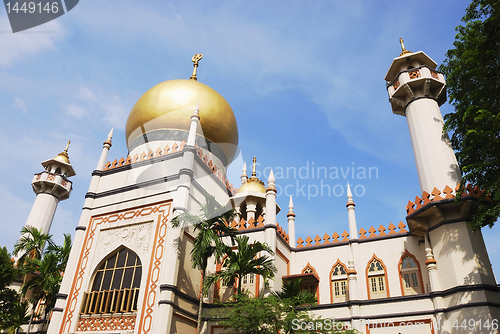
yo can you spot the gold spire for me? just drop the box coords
[251,156,257,177]
[236,156,266,194]
[64,140,70,153]
[190,53,203,80]
[399,38,412,56]
[54,140,71,164]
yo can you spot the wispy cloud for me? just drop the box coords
[0,15,65,67]
[62,86,134,130]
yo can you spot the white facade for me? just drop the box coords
[37,49,500,334]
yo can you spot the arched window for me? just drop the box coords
[399,252,422,295]
[255,203,263,220]
[330,261,348,303]
[81,248,142,315]
[300,263,319,300]
[240,203,248,221]
[366,256,388,299]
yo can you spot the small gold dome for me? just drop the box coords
[125,79,238,164]
[53,152,70,164]
[237,178,266,194]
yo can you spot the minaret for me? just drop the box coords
[346,183,358,240]
[187,101,200,146]
[385,39,461,193]
[24,141,75,234]
[265,168,278,290]
[96,128,113,171]
[240,162,248,184]
[287,196,296,248]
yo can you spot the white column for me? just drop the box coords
[187,101,200,146]
[240,162,248,184]
[95,128,113,171]
[24,193,59,235]
[265,169,277,290]
[265,169,277,226]
[406,99,461,193]
[346,183,358,240]
[287,195,296,248]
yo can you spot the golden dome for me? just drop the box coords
[54,152,70,164]
[237,178,266,194]
[125,79,238,164]
[53,140,71,164]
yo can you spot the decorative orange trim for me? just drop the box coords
[398,250,424,296]
[425,258,437,265]
[406,183,492,215]
[366,318,434,334]
[287,212,296,217]
[345,202,355,207]
[78,315,136,331]
[365,254,390,299]
[329,259,348,303]
[276,248,290,276]
[59,200,172,334]
[346,269,357,275]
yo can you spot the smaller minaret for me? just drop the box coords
[347,245,358,300]
[24,141,75,234]
[187,102,200,146]
[346,183,358,240]
[287,195,296,248]
[241,162,248,184]
[265,169,277,226]
[96,128,113,171]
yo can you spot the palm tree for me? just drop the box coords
[273,278,317,307]
[171,195,237,334]
[13,226,52,264]
[20,253,62,334]
[206,235,277,296]
[46,233,72,271]
[1,299,30,334]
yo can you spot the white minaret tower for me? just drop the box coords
[287,195,296,248]
[24,141,75,234]
[385,39,461,193]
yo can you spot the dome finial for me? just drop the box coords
[64,140,71,153]
[252,156,257,177]
[190,53,203,80]
[399,38,412,57]
[58,140,71,160]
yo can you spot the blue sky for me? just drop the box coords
[1,0,498,279]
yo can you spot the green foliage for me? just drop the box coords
[21,253,63,318]
[171,195,237,273]
[205,235,277,295]
[0,293,30,333]
[0,246,17,289]
[46,233,72,271]
[213,294,355,334]
[13,226,52,263]
[439,0,500,230]
[171,194,237,333]
[0,247,27,332]
[272,278,317,308]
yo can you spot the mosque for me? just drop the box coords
[18,45,500,334]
